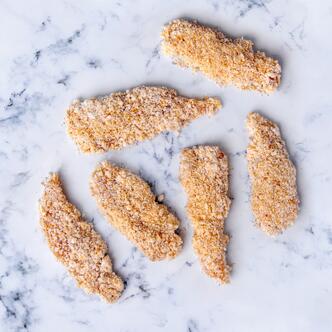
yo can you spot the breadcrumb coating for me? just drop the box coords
[66,86,221,153]
[39,174,124,303]
[246,112,299,235]
[161,19,281,93]
[90,161,183,261]
[180,146,231,283]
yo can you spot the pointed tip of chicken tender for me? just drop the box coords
[90,161,183,261]
[161,19,281,93]
[180,146,231,284]
[39,173,123,303]
[66,86,221,153]
[246,112,299,235]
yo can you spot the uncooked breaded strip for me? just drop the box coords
[39,174,123,303]
[90,161,182,261]
[180,146,231,283]
[66,86,221,153]
[246,112,299,235]
[161,19,281,93]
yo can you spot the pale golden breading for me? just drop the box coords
[161,19,281,93]
[246,112,299,235]
[66,86,221,153]
[90,161,183,261]
[39,174,124,303]
[180,146,231,283]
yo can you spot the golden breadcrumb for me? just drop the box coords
[180,146,231,283]
[90,161,183,261]
[161,19,281,93]
[66,86,221,153]
[246,112,299,235]
[39,174,123,303]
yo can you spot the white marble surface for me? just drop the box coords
[1,0,331,331]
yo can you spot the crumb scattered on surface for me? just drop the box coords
[157,194,165,202]
[90,161,183,261]
[246,112,299,235]
[161,19,281,93]
[39,173,123,303]
[66,86,221,153]
[180,146,231,283]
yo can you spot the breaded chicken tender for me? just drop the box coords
[161,19,281,93]
[66,86,221,153]
[39,174,123,303]
[246,112,299,235]
[90,161,183,261]
[180,146,231,283]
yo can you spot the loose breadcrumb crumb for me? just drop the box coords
[161,19,281,93]
[180,146,231,283]
[90,161,183,261]
[246,112,299,235]
[66,86,221,153]
[39,173,123,303]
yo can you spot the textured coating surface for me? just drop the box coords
[162,19,281,93]
[39,174,124,303]
[66,86,221,153]
[90,161,183,261]
[246,112,299,235]
[180,146,231,283]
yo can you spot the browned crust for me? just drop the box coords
[161,19,281,93]
[180,146,231,283]
[246,112,299,235]
[66,86,221,153]
[90,161,183,261]
[39,173,123,303]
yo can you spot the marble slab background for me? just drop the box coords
[0,0,331,331]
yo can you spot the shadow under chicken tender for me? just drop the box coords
[161,19,281,93]
[246,112,299,235]
[180,146,231,284]
[39,173,124,303]
[90,161,183,261]
[66,86,221,153]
